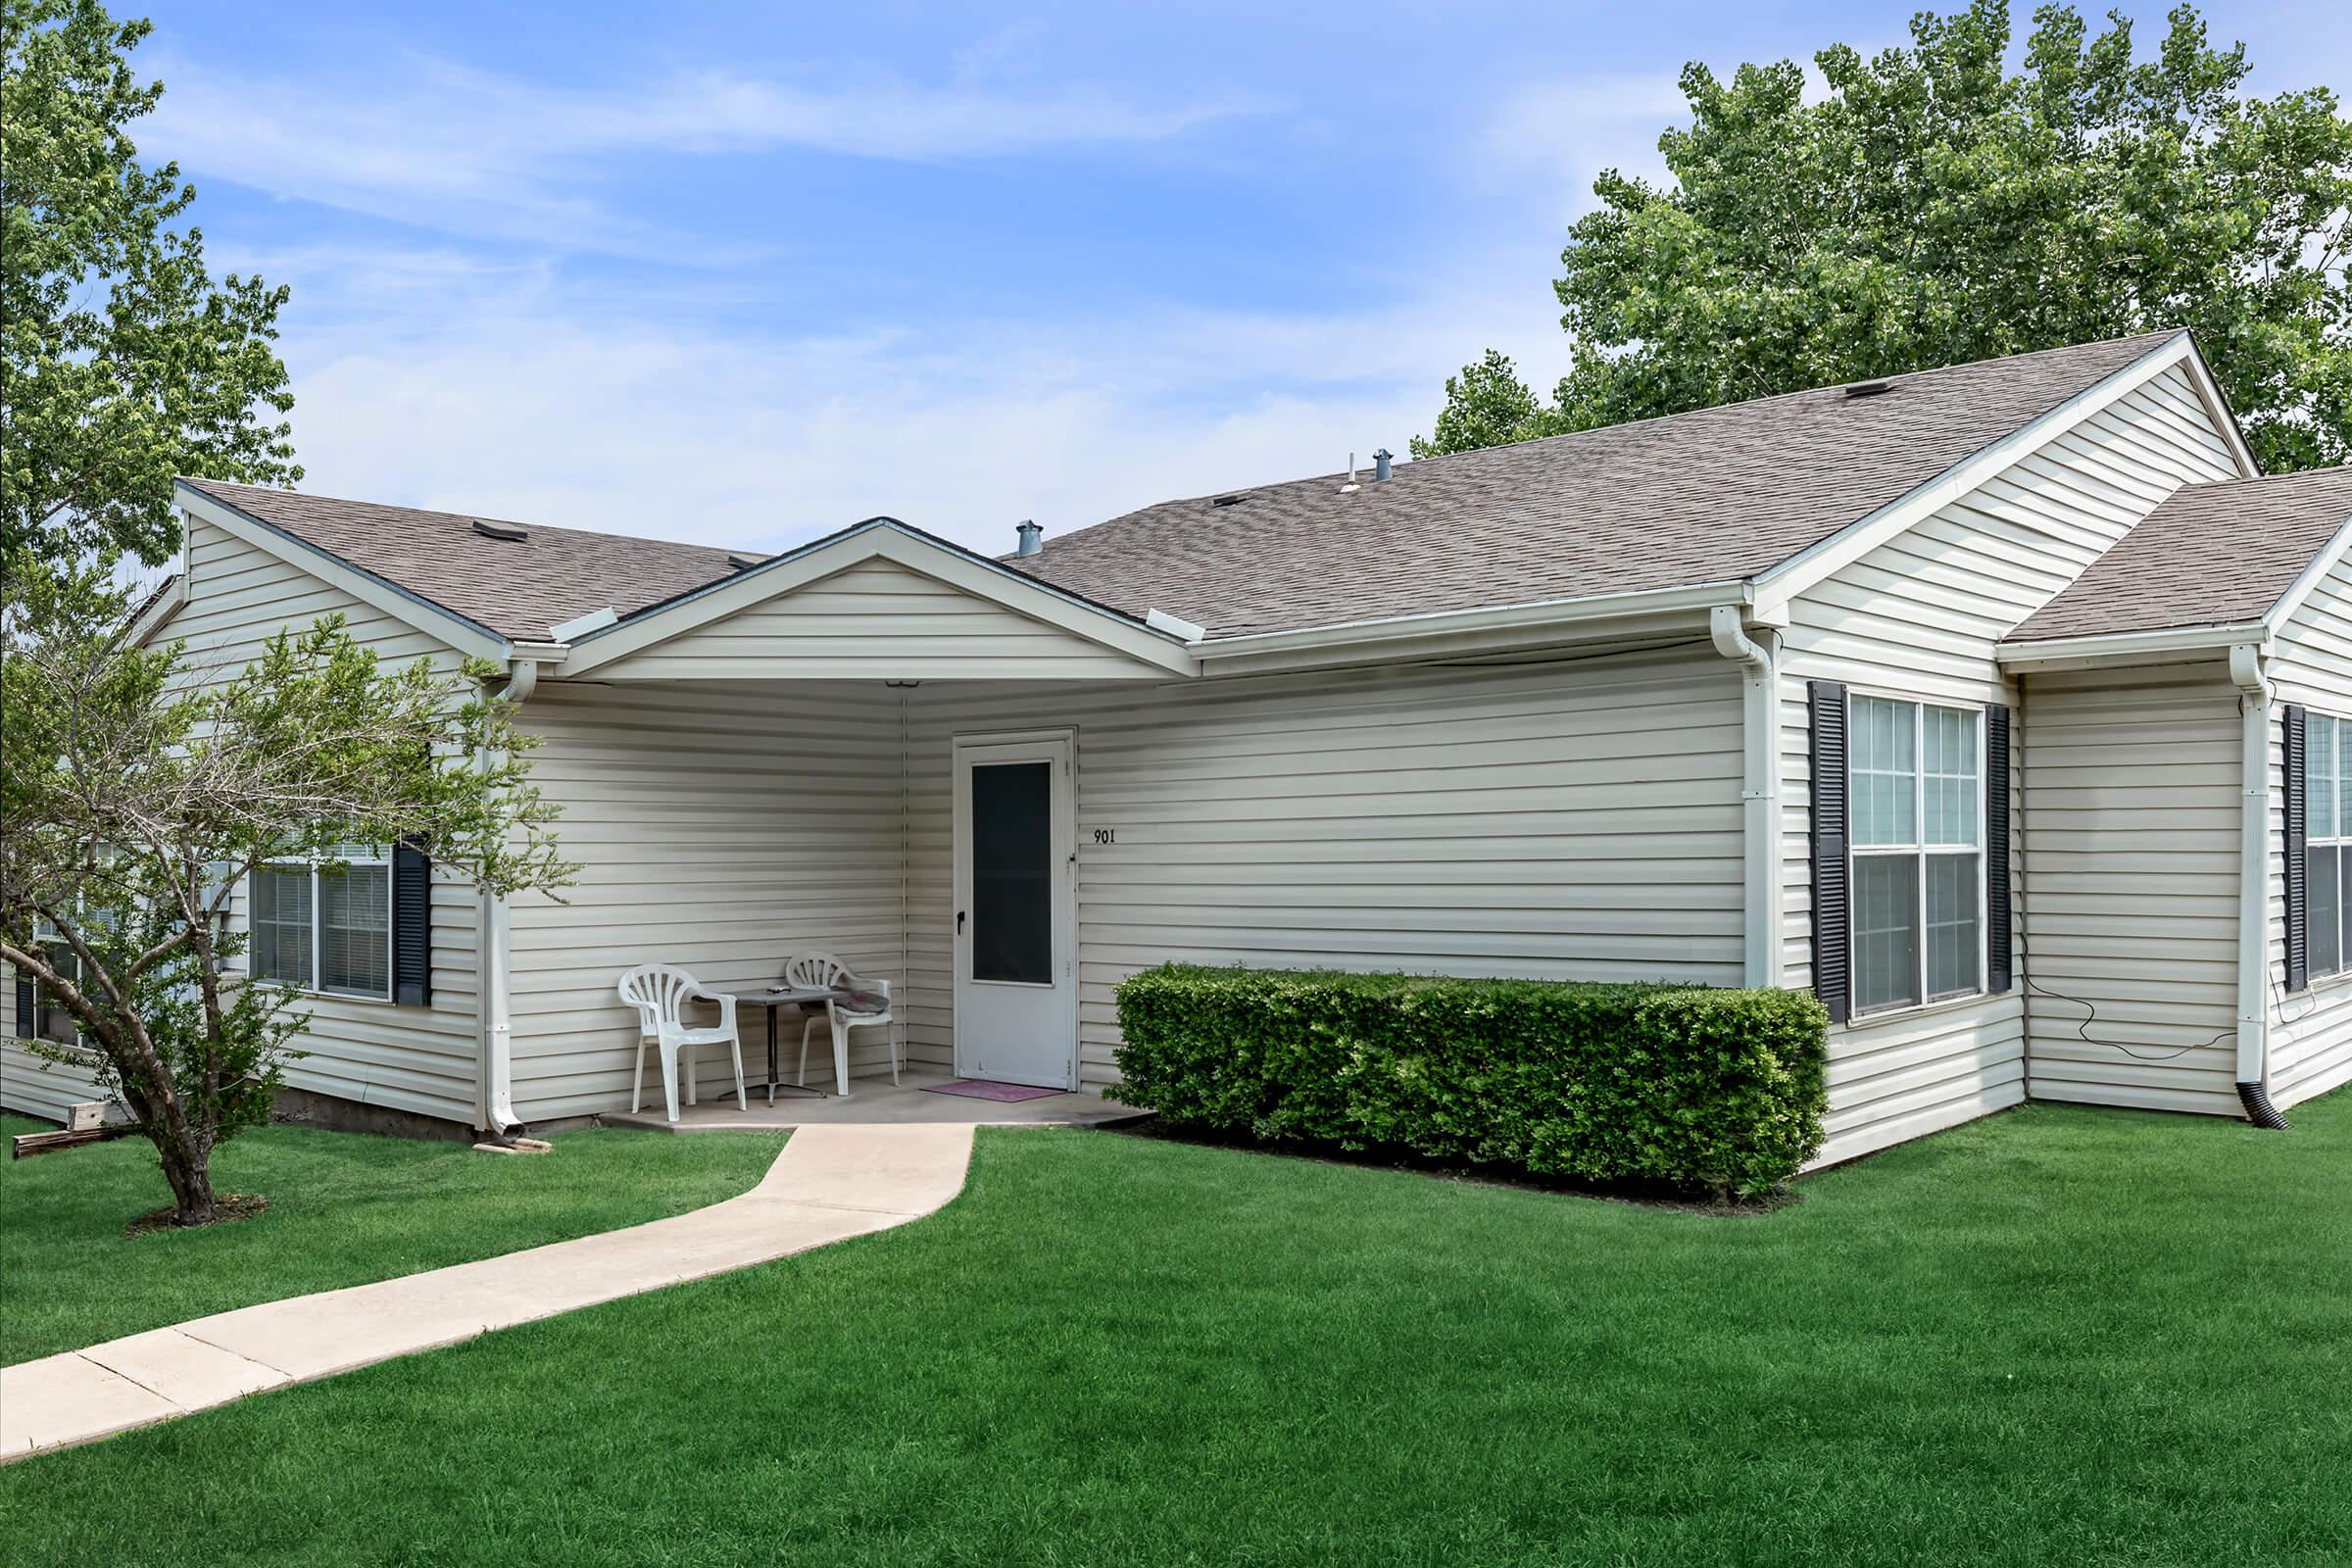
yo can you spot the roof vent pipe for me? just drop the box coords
[1373,448,1394,482]
[1015,519,1043,558]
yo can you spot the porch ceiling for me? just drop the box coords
[558,519,1199,682]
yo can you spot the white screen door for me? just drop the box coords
[952,732,1077,1088]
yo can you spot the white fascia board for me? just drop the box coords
[557,518,1200,678]
[2174,340,2262,479]
[2259,511,2352,637]
[1996,620,2268,672]
[1192,580,1754,676]
[127,572,188,646]
[1750,333,2197,619]
[172,482,510,662]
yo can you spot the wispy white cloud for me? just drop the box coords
[143,48,1278,252]
[1471,72,1689,229]
[260,256,1545,559]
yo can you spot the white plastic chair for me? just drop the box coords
[616,964,747,1123]
[782,952,898,1097]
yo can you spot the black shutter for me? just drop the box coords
[1808,681,1851,1024]
[2286,704,2308,994]
[393,839,432,1006]
[1985,704,2014,995]
[13,972,33,1038]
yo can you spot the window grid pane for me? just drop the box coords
[1922,707,1980,847]
[1851,697,1917,848]
[318,864,391,998]
[1853,855,1922,1013]
[2312,846,2343,979]
[252,867,314,989]
[1926,853,1983,1000]
[2314,716,2341,842]
[2337,718,2352,844]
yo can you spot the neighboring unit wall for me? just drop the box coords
[1776,363,2243,1163]
[1,981,97,1122]
[904,644,1746,1091]
[2267,549,2352,1108]
[0,515,487,1127]
[502,680,914,1121]
[2019,662,2243,1113]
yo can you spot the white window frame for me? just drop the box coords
[2306,711,2352,982]
[1847,693,1989,1018]
[251,851,396,1003]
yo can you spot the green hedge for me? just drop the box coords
[1111,965,1830,1197]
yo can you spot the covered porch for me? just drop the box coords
[493,517,1201,1128]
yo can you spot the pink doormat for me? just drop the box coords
[920,1080,1066,1103]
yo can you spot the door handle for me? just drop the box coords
[956,910,966,935]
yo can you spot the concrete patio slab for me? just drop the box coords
[601,1067,1145,1133]
[2,1122,976,1463]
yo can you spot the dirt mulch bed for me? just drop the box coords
[126,1193,270,1236]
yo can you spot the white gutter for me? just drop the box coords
[1710,606,1782,988]
[1997,621,2270,673]
[477,656,541,1138]
[2228,642,2278,1112]
[1194,580,1759,671]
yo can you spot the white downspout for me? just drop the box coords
[1711,606,1782,989]
[2228,642,2282,1123]
[478,657,539,1138]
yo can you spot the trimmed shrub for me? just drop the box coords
[1111,965,1829,1197]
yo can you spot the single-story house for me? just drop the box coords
[9,327,2352,1164]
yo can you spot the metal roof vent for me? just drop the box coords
[1015,519,1044,558]
[726,554,761,571]
[1373,448,1394,481]
[471,518,529,541]
[1844,379,1895,399]
[1210,493,1248,508]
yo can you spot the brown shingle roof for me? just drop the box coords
[181,331,2202,649]
[177,477,759,642]
[2007,466,2352,644]
[1004,331,2186,638]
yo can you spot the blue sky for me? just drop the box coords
[132,1,2347,556]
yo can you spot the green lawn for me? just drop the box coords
[0,1115,783,1364]
[5,1096,2351,1566]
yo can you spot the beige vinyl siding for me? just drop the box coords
[502,680,915,1121]
[589,558,1169,682]
[1777,365,2242,1163]
[2266,550,2352,1108]
[2019,662,2242,1113]
[900,645,1744,1092]
[179,517,482,1124]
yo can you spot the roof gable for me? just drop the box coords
[561,518,1198,680]
[2007,467,2352,645]
[175,476,752,643]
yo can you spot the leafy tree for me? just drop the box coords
[1409,350,1555,461]
[0,562,574,1225]
[1419,2,2352,469]
[3,0,298,566]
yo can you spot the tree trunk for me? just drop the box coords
[150,1123,218,1226]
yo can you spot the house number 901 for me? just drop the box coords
[1093,828,1115,845]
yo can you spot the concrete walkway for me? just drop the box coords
[0,1122,974,1463]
